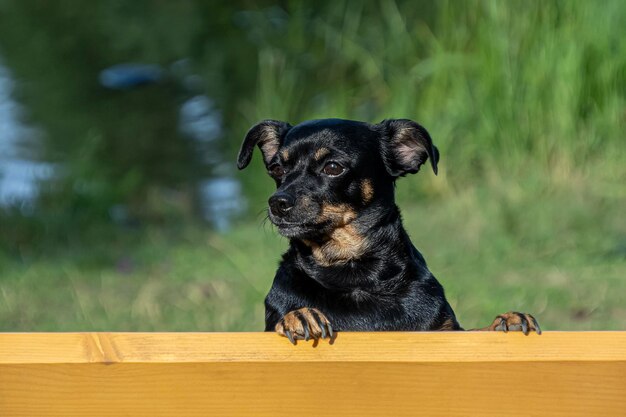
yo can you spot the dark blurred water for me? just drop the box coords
[178,93,246,231]
[1,58,245,230]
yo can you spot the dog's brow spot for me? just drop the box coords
[280,149,289,161]
[314,147,330,161]
[361,179,374,204]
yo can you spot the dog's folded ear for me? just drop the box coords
[237,120,292,170]
[379,119,439,176]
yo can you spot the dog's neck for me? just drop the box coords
[290,202,422,294]
[300,223,367,267]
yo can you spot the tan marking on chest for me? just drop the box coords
[304,203,366,266]
[305,225,368,267]
[280,149,289,161]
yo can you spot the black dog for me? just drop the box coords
[238,118,540,343]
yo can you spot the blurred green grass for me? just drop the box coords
[0,0,624,330]
[2,175,624,331]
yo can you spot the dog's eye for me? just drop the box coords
[269,164,285,178]
[322,162,345,177]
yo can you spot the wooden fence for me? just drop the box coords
[1,332,625,416]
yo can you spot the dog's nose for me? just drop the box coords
[269,192,295,217]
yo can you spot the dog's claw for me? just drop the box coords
[309,308,328,339]
[285,330,296,345]
[499,316,508,332]
[514,312,529,335]
[531,315,542,335]
[320,323,327,339]
[327,322,334,339]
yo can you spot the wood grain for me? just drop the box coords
[1,332,625,416]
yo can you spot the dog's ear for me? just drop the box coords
[379,119,439,176]
[237,120,292,170]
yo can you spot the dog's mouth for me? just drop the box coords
[268,201,356,239]
[269,214,335,239]
[272,220,330,239]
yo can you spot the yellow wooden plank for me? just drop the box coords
[0,331,625,363]
[1,332,625,417]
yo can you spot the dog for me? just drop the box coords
[237,118,540,343]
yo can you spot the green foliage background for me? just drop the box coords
[0,1,624,330]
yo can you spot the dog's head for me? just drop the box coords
[237,118,438,241]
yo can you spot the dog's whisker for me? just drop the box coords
[255,207,268,220]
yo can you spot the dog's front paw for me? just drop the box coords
[275,308,333,344]
[487,311,541,335]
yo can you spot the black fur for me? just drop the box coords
[238,118,540,338]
